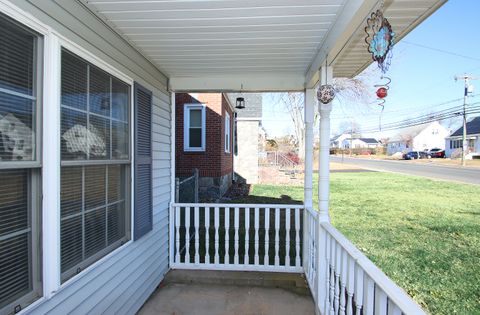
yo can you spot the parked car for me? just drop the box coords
[428,148,445,158]
[403,151,419,160]
[403,151,431,160]
[419,151,431,159]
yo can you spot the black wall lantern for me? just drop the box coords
[235,97,245,109]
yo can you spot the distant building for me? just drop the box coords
[445,116,480,159]
[330,133,350,148]
[386,121,449,155]
[175,93,235,199]
[342,137,380,149]
[228,93,262,184]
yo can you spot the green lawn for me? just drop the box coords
[232,172,480,315]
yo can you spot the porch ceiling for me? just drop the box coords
[84,0,445,91]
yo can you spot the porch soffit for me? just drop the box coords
[84,0,446,92]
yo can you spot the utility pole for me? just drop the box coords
[455,74,477,166]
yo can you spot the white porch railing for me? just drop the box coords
[169,203,426,315]
[170,203,304,272]
[304,207,427,315]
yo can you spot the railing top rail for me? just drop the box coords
[178,175,195,185]
[321,221,427,315]
[305,207,317,216]
[172,202,304,209]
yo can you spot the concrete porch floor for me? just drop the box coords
[137,270,315,315]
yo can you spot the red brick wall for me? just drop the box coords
[175,93,233,178]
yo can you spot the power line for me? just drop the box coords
[401,40,480,62]
[358,102,480,133]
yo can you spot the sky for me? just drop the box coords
[261,0,480,139]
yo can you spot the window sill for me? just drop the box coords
[58,239,133,292]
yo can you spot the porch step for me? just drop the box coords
[163,269,311,296]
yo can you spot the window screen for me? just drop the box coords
[0,13,42,314]
[225,112,230,153]
[60,49,131,282]
[184,105,205,151]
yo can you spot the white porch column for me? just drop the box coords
[316,65,333,315]
[304,89,315,208]
[303,88,315,270]
[318,66,333,222]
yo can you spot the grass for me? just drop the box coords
[231,172,480,315]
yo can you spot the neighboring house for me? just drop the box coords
[175,93,234,199]
[330,133,351,148]
[445,116,480,158]
[228,93,262,184]
[342,137,380,149]
[387,121,449,155]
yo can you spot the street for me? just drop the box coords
[330,156,480,185]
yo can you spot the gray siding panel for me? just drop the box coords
[10,1,172,314]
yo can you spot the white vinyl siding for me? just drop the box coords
[1,1,171,314]
[60,49,131,282]
[0,12,42,314]
[225,112,231,153]
[183,104,206,152]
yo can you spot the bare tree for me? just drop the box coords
[266,76,372,161]
[337,120,361,135]
[269,93,307,159]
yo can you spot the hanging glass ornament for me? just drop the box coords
[364,4,395,73]
[317,84,335,104]
[374,76,391,130]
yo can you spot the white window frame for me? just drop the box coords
[225,112,231,153]
[183,104,206,152]
[0,9,44,313]
[57,40,135,285]
[0,0,137,311]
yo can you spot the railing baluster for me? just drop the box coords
[340,248,347,314]
[375,287,388,315]
[234,207,239,265]
[304,211,310,277]
[389,301,402,315]
[355,265,364,315]
[175,206,180,264]
[274,207,280,266]
[295,208,300,267]
[346,255,355,315]
[194,206,200,265]
[254,207,259,265]
[329,236,336,315]
[363,275,375,315]
[285,208,291,267]
[244,207,250,265]
[224,207,230,264]
[185,206,190,264]
[334,241,341,314]
[264,207,270,266]
[311,213,316,285]
[205,206,210,264]
[214,207,220,265]
[323,231,331,315]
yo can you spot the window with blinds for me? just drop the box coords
[0,13,42,314]
[60,49,131,282]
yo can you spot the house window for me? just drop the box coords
[225,112,231,153]
[60,49,131,282]
[184,104,205,152]
[0,13,42,313]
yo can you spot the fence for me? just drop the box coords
[171,203,304,273]
[175,169,199,203]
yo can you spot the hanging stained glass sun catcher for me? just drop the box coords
[364,9,395,73]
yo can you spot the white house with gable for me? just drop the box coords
[387,121,449,155]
